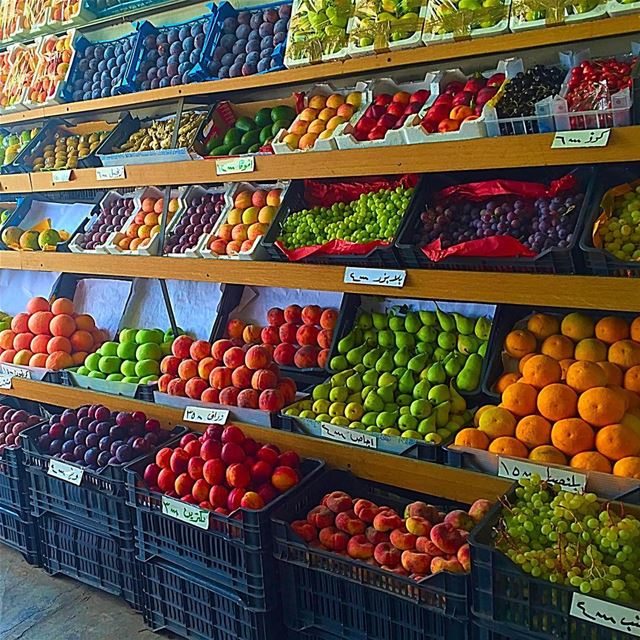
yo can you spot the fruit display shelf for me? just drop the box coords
[0,14,637,127]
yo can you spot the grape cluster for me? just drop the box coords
[595,185,640,262]
[498,476,640,604]
[497,66,565,118]
[419,190,584,254]
[279,186,413,250]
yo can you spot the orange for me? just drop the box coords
[570,451,612,473]
[577,386,626,427]
[595,316,629,344]
[551,418,595,456]
[574,338,608,363]
[596,361,624,387]
[595,424,640,461]
[541,335,575,361]
[565,361,607,393]
[630,317,640,342]
[537,383,578,422]
[502,382,538,417]
[453,428,490,450]
[504,329,537,359]
[608,385,635,412]
[623,365,640,394]
[521,354,562,389]
[561,312,595,341]
[494,372,521,394]
[527,313,560,341]
[608,340,640,371]
[559,358,576,380]
[529,445,568,466]
[518,352,536,374]
[515,415,552,449]
[613,456,640,479]
[473,405,494,427]
[478,407,517,439]
[488,436,528,458]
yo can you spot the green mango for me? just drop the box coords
[376,411,398,429]
[363,329,377,346]
[312,383,331,400]
[404,311,421,334]
[413,379,431,400]
[419,310,436,326]
[434,400,451,428]
[378,330,395,349]
[372,312,388,330]
[433,347,449,361]
[426,362,446,384]
[458,334,481,355]
[395,331,415,350]
[428,384,450,405]
[396,394,413,407]
[410,399,432,419]
[456,353,483,393]
[417,325,438,343]
[331,369,354,386]
[362,412,378,426]
[346,373,363,392]
[475,316,492,341]
[363,370,379,387]
[357,312,373,329]
[437,331,456,351]
[378,384,396,404]
[363,390,385,412]
[418,414,437,435]
[444,352,465,377]
[346,343,369,365]
[330,356,349,371]
[378,372,397,388]
[394,347,412,367]
[416,342,435,357]
[398,369,415,395]
[398,414,418,432]
[478,341,488,358]
[375,351,395,373]
[407,353,429,373]
[363,348,383,369]
[435,304,455,332]
[453,312,475,335]
[337,332,355,354]
[389,316,405,332]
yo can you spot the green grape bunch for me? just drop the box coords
[496,475,640,605]
[278,185,414,249]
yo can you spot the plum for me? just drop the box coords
[232,39,247,55]
[116,444,133,463]
[97,451,111,467]
[238,10,251,24]
[74,429,89,445]
[221,52,235,67]
[220,33,236,50]
[49,439,63,455]
[61,440,75,455]
[257,59,270,73]
[85,447,99,466]
[236,24,251,39]
[99,436,112,452]
[223,17,238,33]
[250,13,262,29]
[259,22,274,37]
[74,444,87,460]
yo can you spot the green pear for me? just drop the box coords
[357,312,373,329]
[345,402,364,421]
[436,427,451,439]
[316,413,331,423]
[434,400,451,427]
[418,414,437,435]
[417,325,438,343]
[394,347,412,367]
[402,430,422,440]
[384,403,399,413]
[350,421,365,430]
[396,394,413,407]
[413,379,431,400]
[456,353,483,393]
[398,369,415,394]
[389,315,405,332]
[331,369,354,386]
[426,362,446,384]
[312,383,331,400]
[329,402,345,417]
[376,411,398,429]
[313,399,331,414]
[457,334,481,355]
[299,410,316,419]
[337,332,356,354]
[378,384,396,404]
[407,353,429,373]
[362,412,378,426]
[331,416,350,427]
[354,363,366,373]
[449,415,465,427]
[375,351,395,373]
[395,331,415,350]
[372,312,388,330]
[363,390,385,412]
[445,419,462,433]
[449,382,466,413]
[345,343,367,365]
[377,330,395,349]
[453,312,475,335]
[392,367,406,379]
[361,385,374,400]
[428,384,450,405]
[363,348,383,369]
[346,373,363,392]
[329,386,348,403]
[399,406,411,416]
[284,407,300,416]
[424,432,443,444]
[352,328,363,344]
[382,427,401,437]
[404,311,421,334]
[437,331,456,351]
[416,342,435,357]
[366,425,381,433]
[363,329,377,346]
[410,399,432,419]
[435,304,455,332]
[330,355,349,371]
[398,414,418,432]
[363,370,379,387]
[378,372,397,388]
[444,352,465,377]
[474,316,492,341]
[419,310,436,326]
[478,341,488,358]
[433,347,449,361]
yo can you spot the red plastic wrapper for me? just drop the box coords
[422,236,536,261]
[276,174,418,261]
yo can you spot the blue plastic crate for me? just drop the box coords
[85,0,171,18]
[0,504,40,565]
[190,1,291,82]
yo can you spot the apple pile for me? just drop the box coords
[143,424,301,513]
[420,72,504,134]
[0,404,42,451]
[352,89,430,142]
[291,492,493,578]
[159,334,296,411]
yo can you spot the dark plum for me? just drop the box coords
[223,17,237,33]
[74,429,89,445]
[97,451,111,467]
[61,440,75,455]
[74,444,87,460]
[64,426,78,440]
[232,39,247,55]
[236,24,251,39]
[115,444,133,463]
[85,433,100,449]
[49,439,63,455]
[99,436,112,452]
[250,13,262,29]
[85,447,99,466]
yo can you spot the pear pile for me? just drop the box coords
[283,305,492,444]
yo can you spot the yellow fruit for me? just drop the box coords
[19,230,39,250]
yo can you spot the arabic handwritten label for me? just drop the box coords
[498,457,587,492]
[551,128,611,149]
[52,169,72,183]
[96,165,126,181]
[48,458,84,485]
[0,364,31,379]
[183,406,229,425]
[161,495,210,530]
[344,267,406,289]
[571,593,640,636]
[320,422,377,449]
[0,375,12,389]
[215,156,255,175]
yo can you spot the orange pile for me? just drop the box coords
[455,312,640,479]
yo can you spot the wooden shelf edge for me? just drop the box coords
[3,378,510,503]
[0,15,638,126]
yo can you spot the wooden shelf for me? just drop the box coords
[0,15,638,127]
[0,251,637,310]
[1,377,510,503]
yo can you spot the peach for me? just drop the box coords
[245,345,271,370]
[45,351,73,370]
[291,519,318,542]
[320,309,338,330]
[0,350,16,363]
[241,324,261,344]
[13,332,34,351]
[234,191,253,209]
[274,343,296,366]
[444,510,475,532]
[335,509,366,535]
[401,550,433,574]
[72,352,88,366]
[226,462,251,488]
[337,103,354,119]
[207,484,228,509]
[271,465,299,492]
[26,296,50,314]
[251,189,267,208]
[11,313,29,334]
[191,478,210,503]
[353,499,378,522]
[294,346,319,369]
[184,440,201,457]
[237,388,260,409]
[227,319,245,339]
[431,556,465,574]
[175,472,195,497]
[167,378,187,396]
[209,366,233,390]
[319,526,349,551]
[347,534,375,560]
[185,377,208,400]
[221,347,243,369]
[267,307,285,326]
[0,330,15,350]
[70,330,93,352]
[469,499,492,523]
[247,223,268,242]
[317,329,333,350]
[28,311,53,335]
[209,239,228,255]
[211,339,234,361]
[390,527,417,551]
[406,516,432,537]
[158,468,177,492]
[296,325,319,346]
[278,323,298,344]
[323,491,353,514]
[240,491,265,510]
[251,368,278,391]
[416,537,445,557]
[178,359,198,381]
[374,542,402,567]
[219,386,241,406]
[457,543,470,571]
[228,487,246,510]
[201,388,220,404]
[51,298,74,315]
[203,459,225,486]
[404,501,443,523]
[278,378,297,405]
[284,305,302,324]
[373,510,403,532]
[47,336,72,354]
[430,522,464,554]
[14,349,33,365]
[366,526,390,545]
[231,365,253,389]
[307,505,335,529]
[250,460,272,484]
[29,353,48,368]
[190,340,211,362]
[74,314,96,332]
[50,314,75,338]
[144,463,161,487]
[300,305,322,326]
[158,373,173,392]
[172,335,194,359]
[261,326,280,345]
[197,357,217,380]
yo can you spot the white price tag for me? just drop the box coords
[320,422,377,449]
[0,364,31,379]
[551,129,610,149]
[48,458,84,485]
[96,165,126,181]
[571,593,640,636]
[498,457,587,492]
[215,155,255,175]
[0,375,12,389]
[161,495,210,530]
[344,267,406,288]
[52,169,72,183]
[183,406,229,425]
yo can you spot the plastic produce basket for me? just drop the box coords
[0,445,29,512]
[261,176,428,267]
[38,511,141,609]
[85,0,169,18]
[141,558,281,640]
[126,449,323,608]
[0,504,40,565]
[271,468,470,640]
[395,166,595,274]
[471,621,521,640]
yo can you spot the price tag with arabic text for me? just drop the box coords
[0,364,31,379]
[52,169,72,183]
[48,459,84,485]
[162,495,210,530]
[0,375,12,389]
[183,406,229,425]
[320,422,377,449]
[551,129,610,149]
[215,156,255,175]
[571,593,640,636]
[344,267,406,289]
[96,166,126,181]
[498,457,586,492]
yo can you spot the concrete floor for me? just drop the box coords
[0,544,162,640]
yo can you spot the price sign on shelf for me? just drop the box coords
[96,165,126,181]
[183,406,229,425]
[344,267,406,289]
[48,459,84,486]
[0,364,31,379]
[497,457,587,492]
[162,495,210,530]
[0,375,12,389]
[215,156,255,176]
[320,422,377,449]
[52,169,72,183]
[571,593,640,636]
[551,129,611,149]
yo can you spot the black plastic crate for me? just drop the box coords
[0,504,40,565]
[469,488,638,640]
[284,626,342,640]
[38,511,141,609]
[0,443,28,512]
[271,468,470,640]
[141,558,281,640]
[261,176,428,267]
[472,621,526,640]
[126,449,323,608]
[395,166,595,274]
